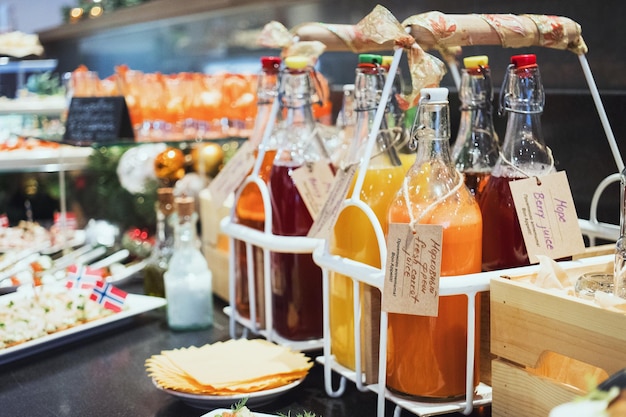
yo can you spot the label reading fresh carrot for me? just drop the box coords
[382,222,442,316]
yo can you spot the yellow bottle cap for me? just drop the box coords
[463,55,489,69]
[285,56,309,70]
[382,56,394,67]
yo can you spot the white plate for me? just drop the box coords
[202,409,276,417]
[155,377,304,409]
[0,292,166,365]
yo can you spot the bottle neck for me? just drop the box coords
[452,74,499,173]
[495,64,551,177]
[619,168,626,239]
[274,69,326,165]
[249,70,279,148]
[174,212,198,249]
[347,65,401,167]
[155,208,175,244]
[413,101,454,168]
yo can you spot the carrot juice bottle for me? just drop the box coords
[479,54,554,271]
[386,87,482,400]
[233,56,281,323]
[268,56,331,341]
[330,54,406,374]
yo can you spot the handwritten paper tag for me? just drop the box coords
[509,171,585,263]
[307,163,358,239]
[382,222,442,317]
[207,140,256,207]
[292,160,336,222]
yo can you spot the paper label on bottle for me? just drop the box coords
[207,140,256,207]
[291,160,336,222]
[307,163,358,239]
[509,171,586,263]
[382,222,442,317]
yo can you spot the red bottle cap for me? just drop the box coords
[511,54,537,68]
[260,56,282,72]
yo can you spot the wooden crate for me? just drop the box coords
[490,255,626,417]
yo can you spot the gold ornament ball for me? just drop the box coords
[154,147,186,182]
[192,143,225,177]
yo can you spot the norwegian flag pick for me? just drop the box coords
[90,280,128,312]
[65,264,105,290]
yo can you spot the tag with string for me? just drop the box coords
[508,170,585,263]
[307,163,358,239]
[382,222,442,316]
[207,140,256,207]
[292,160,336,221]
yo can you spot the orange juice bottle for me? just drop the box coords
[233,56,281,324]
[386,87,482,400]
[330,54,407,374]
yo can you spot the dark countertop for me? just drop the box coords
[0,276,491,417]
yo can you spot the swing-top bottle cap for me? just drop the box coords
[382,55,393,67]
[511,54,537,68]
[284,56,309,70]
[463,55,489,69]
[358,54,382,65]
[175,196,195,217]
[420,87,448,102]
[260,56,281,71]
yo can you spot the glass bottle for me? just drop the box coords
[479,54,554,271]
[330,54,407,374]
[382,54,413,168]
[164,196,213,330]
[332,83,356,166]
[268,56,330,341]
[451,55,499,200]
[614,167,626,299]
[233,56,281,324]
[386,87,482,399]
[143,187,175,297]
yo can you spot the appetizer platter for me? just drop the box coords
[0,287,165,364]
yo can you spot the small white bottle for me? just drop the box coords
[164,196,213,330]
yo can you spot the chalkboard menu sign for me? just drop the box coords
[63,96,135,145]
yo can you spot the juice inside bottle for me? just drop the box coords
[386,178,482,399]
[233,148,276,322]
[269,162,323,340]
[478,174,528,271]
[330,164,406,370]
[385,87,482,400]
[329,53,409,373]
[463,171,492,200]
[232,56,281,323]
[480,54,552,271]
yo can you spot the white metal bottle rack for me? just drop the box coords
[312,47,494,417]
[311,45,622,417]
[220,87,326,353]
[220,27,622,417]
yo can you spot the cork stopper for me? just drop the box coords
[157,188,175,216]
[175,196,195,218]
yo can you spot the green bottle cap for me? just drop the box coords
[358,54,382,65]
